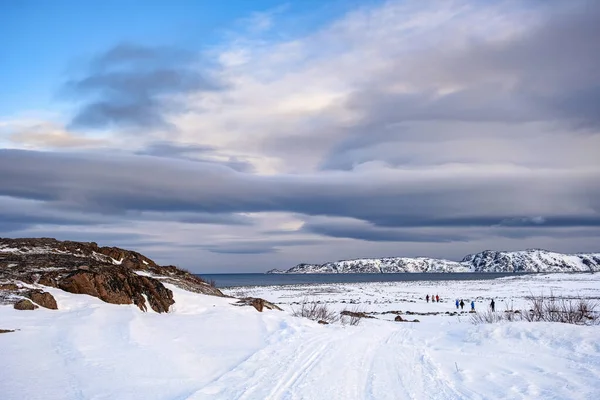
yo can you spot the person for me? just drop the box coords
[426,294,430,303]
[455,299,459,309]
[471,300,475,311]
[490,299,495,312]
[436,294,440,303]
[459,299,464,310]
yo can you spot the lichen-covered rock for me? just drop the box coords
[14,299,38,310]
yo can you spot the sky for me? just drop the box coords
[1,0,599,273]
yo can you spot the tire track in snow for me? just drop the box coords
[366,328,471,400]
[188,323,475,400]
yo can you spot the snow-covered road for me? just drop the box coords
[191,318,600,400]
[2,274,600,400]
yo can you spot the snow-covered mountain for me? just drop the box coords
[267,249,600,274]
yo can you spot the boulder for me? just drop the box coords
[0,283,19,291]
[252,298,264,312]
[235,297,283,312]
[14,299,38,310]
[394,315,404,322]
[317,320,329,325]
[26,290,58,310]
[58,268,174,313]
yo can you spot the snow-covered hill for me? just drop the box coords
[268,249,600,274]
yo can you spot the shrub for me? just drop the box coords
[522,294,599,325]
[470,294,599,325]
[292,298,339,324]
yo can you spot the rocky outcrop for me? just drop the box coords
[58,268,173,312]
[1,237,224,312]
[14,299,38,310]
[26,289,57,310]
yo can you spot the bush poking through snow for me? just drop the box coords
[522,294,598,325]
[292,298,339,324]
[469,310,508,324]
[470,294,599,325]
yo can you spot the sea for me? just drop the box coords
[198,272,524,288]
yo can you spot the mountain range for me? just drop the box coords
[266,249,600,274]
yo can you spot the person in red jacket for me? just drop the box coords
[436,294,440,303]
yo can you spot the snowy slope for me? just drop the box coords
[270,249,600,274]
[2,275,600,400]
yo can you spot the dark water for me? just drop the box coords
[197,272,525,288]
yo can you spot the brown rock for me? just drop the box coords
[27,290,58,310]
[317,320,329,325]
[252,298,264,312]
[0,329,15,334]
[58,268,174,313]
[235,297,283,312]
[394,315,404,322]
[0,283,19,291]
[14,299,38,310]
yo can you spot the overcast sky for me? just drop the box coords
[1,0,599,272]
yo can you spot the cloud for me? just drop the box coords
[1,149,598,229]
[3,1,600,271]
[8,122,109,149]
[63,43,222,132]
[136,141,254,172]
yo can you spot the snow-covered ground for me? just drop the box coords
[1,274,600,400]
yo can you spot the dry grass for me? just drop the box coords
[292,298,339,324]
[470,294,599,325]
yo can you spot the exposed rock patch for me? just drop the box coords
[235,297,283,312]
[26,290,58,310]
[1,237,224,312]
[58,268,173,312]
[14,299,38,310]
[340,310,375,319]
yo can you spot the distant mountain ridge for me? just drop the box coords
[267,249,600,274]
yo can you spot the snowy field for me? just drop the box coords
[1,273,600,400]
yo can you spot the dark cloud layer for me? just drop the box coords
[64,43,221,131]
[1,150,598,242]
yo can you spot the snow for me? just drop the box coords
[1,274,599,399]
[274,249,600,273]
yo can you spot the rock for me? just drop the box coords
[1,237,225,311]
[394,315,404,322]
[14,299,38,310]
[317,320,329,325]
[340,310,375,319]
[26,290,58,310]
[58,268,174,313]
[252,298,264,312]
[412,319,420,322]
[0,329,15,333]
[235,297,282,311]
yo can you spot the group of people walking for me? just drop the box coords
[425,294,439,303]
[425,295,496,312]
